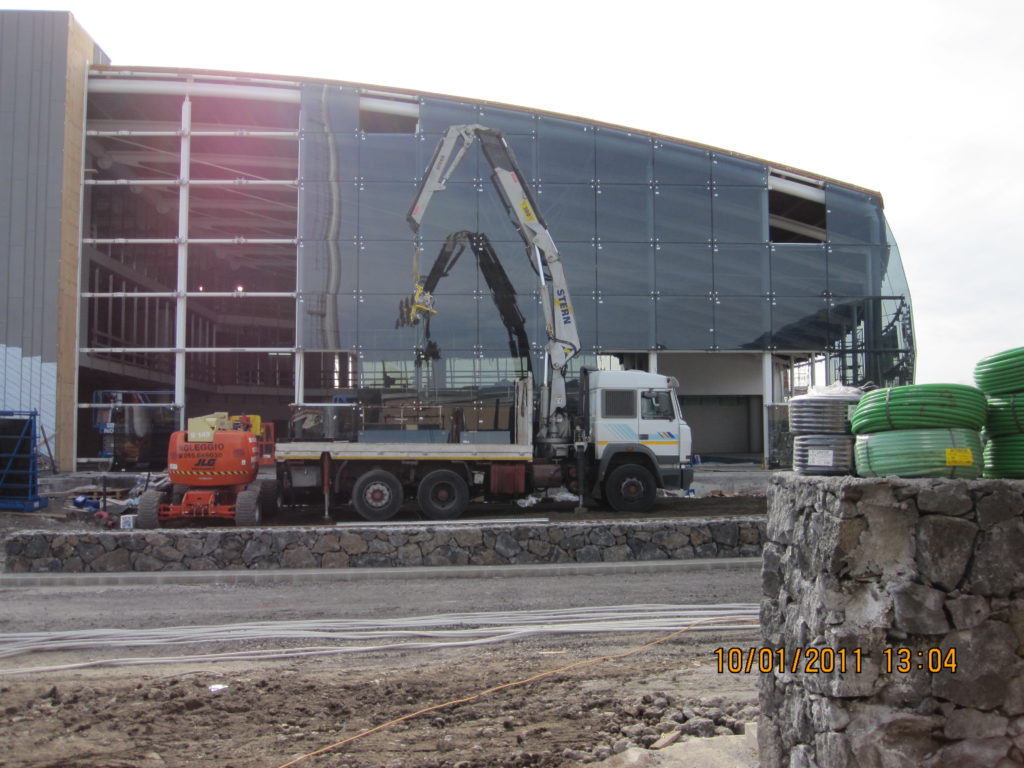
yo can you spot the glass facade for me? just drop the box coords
[77,71,914,460]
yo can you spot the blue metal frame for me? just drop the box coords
[0,409,49,511]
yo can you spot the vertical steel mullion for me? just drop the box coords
[175,97,191,427]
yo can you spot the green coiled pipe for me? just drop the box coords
[850,384,987,435]
[983,434,1024,478]
[854,428,983,479]
[974,347,1024,395]
[985,394,1024,438]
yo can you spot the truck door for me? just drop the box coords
[640,389,684,489]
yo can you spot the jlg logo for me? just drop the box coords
[195,458,217,468]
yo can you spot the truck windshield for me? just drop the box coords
[641,392,675,420]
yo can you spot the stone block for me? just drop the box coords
[975,487,1024,529]
[916,480,974,516]
[947,595,990,630]
[892,582,950,635]
[967,518,1024,596]
[922,737,1011,767]
[932,621,1020,710]
[944,708,1008,740]
[915,515,976,591]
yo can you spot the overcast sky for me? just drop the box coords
[13,0,1024,385]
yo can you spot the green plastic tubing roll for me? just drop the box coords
[854,428,983,479]
[985,394,1024,438]
[850,384,987,435]
[983,434,1024,479]
[974,347,1024,395]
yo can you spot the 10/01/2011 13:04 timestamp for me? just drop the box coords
[713,647,958,674]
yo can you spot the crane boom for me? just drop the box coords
[408,125,581,420]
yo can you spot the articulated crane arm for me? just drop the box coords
[408,125,581,420]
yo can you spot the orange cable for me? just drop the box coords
[273,615,759,768]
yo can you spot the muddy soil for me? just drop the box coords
[0,629,758,768]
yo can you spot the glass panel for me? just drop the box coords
[189,184,298,239]
[298,181,359,241]
[537,116,595,183]
[654,141,711,185]
[356,181,419,240]
[408,182,480,241]
[83,296,176,349]
[597,243,653,295]
[300,83,359,182]
[358,294,443,350]
[596,184,653,243]
[188,244,297,293]
[186,296,294,348]
[478,292,539,355]
[712,186,767,243]
[654,243,713,297]
[478,105,537,135]
[464,237,543,294]
[297,290,358,350]
[418,97,480,133]
[713,297,770,350]
[87,185,178,239]
[558,242,597,296]
[358,241,430,293]
[303,351,359,394]
[297,240,358,295]
[300,132,359,182]
[568,293,598,351]
[82,243,177,292]
[711,154,767,186]
[655,296,714,350]
[827,245,882,296]
[596,129,653,184]
[416,131,480,183]
[533,183,595,242]
[881,224,912,297]
[713,244,770,296]
[655,185,712,242]
[358,133,421,181]
[771,243,827,296]
[186,351,295,392]
[826,185,885,245]
[771,296,831,349]
[190,134,298,181]
[598,295,654,350]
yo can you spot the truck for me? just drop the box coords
[274,124,693,520]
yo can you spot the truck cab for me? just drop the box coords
[582,369,694,510]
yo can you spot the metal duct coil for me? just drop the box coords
[788,394,862,435]
[793,434,856,475]
[854,428,983,479]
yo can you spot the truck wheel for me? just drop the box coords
[234,489,261,527]
[352,469,403,521]
[137,489,163,529]
[417,470,469,520]
[171,484,187,504]
[259,479,278,520]
[605,464,657,514]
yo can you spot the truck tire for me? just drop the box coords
[604,463,657,514]
[417,469,469,520]
[258,479,278,520]
[136,489,163,529]
[234,488,261,527]
[171,484,187,504]
[352,469,403,521]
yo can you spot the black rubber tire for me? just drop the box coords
[352,469,403,521]
[136,489,163,529]
[416,469,469,520]
[258,479,278,520]
[604,463,657,514]
[171,484,187,505]
[234,488,261,527]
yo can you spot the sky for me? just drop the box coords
[12,0,1024,385]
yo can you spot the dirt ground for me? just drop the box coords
[0,627,759,768]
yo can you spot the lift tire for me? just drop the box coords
[171,484,187,505]
[234,488,261,527]
[136,489,163,529]
[604,463,657,514]
[417,469,469,520]
[352,469,403,521]
[258,479,279,520]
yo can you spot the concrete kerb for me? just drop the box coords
[0,557,762,588]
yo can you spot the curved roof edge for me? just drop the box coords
[89,64,883,205]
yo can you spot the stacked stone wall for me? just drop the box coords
[3,518,765,573]
[761,474,1024,767]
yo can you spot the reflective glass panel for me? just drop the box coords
[558,242,597,296]
[410,182,480,241]
[827,245,883,297]
[598,295,654,350]
[299,181,359,241]
[534,184,595,242]
[826,186,885,245]
[654,186,712,243]
[297,290,358,350]
[712,154,767,186]
[478,105,537,135]
[771,244,827,296]
[598,243,654,295]
[299,132,359,182]
[771,296,831,349]
[713,297,770,350]
[357,182,420,240]
[358,241,431,294]
[654,243,714,296]
[655,296,714,350]
[596,129,653,184]
[418,97,480,133]
[654,141,711,185]
[596,185,653,243]
[359,133,421,181]
[712,187,767,243]
[713,245,770,296]
[537,117,595,182]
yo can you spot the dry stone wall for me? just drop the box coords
[761,473,1024,768]
[2,518,765,573]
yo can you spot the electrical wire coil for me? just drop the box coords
[974,347,1024,395]
[792,434,856,475]
[788,394,861,435]
[854,428,983,479]
[983,434,1024,479]
[850,384,987,434]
